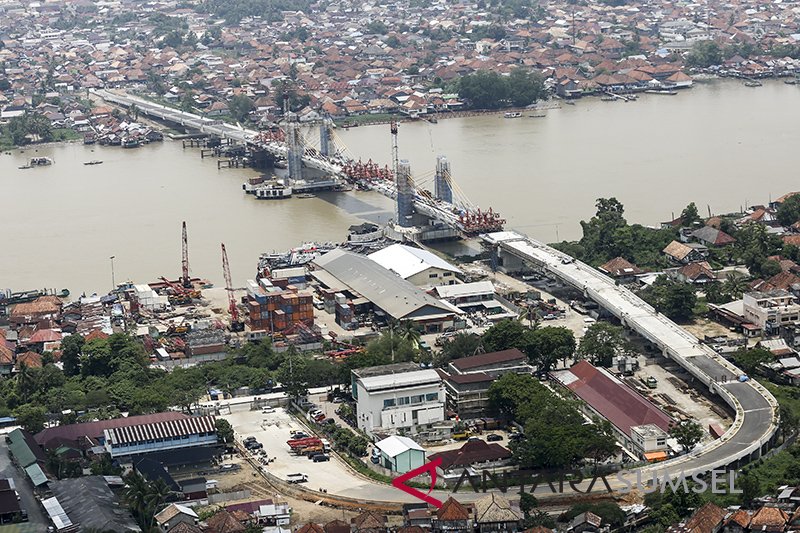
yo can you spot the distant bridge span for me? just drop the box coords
[93,89,505,236]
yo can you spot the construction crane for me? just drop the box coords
[181,221,191,288]
[221,243,244,332]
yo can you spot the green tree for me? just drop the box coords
[482,319,528,353]
[739,473,761,507]
[438,333,482,363]
[14,404,47,433]
[776,194,800,226]
[276,350,308,399]
[723,272,748,299]
[228,94,255,122]
[167,368,206,413]
[641,276,697,321]
[686,41,722,67]
[681,202,701,226]
[215,418,234,444]
[507,67,546,107]
[669,420,704,453]
[732,347,772,374]
[577,322,628,367]
[457,70,510,109]
[526,326,575,371]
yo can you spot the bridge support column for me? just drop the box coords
[435,155,453,203]
[396,160,415,227]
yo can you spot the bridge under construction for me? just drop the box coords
[93,89,505,241]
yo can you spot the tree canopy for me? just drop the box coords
[578,322,629,367]
[456,68,546,110]
[640,275,697,321]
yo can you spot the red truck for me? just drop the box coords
[287,437,322,449]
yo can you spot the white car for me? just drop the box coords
[261,406,276,414]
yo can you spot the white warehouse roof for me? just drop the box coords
[368,244,461,279]
[376,435,424,457]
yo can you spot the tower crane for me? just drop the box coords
[221,243,244,332]
[181,221,191,288]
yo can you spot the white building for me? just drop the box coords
[743,290,800,330]
[352,363,445,437]
[630,424,669,456]
[103,415,217,458]
[368,244,461,287]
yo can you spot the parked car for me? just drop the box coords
[486,434,503,442]
[262,406,276,414]
[313,454,330,462]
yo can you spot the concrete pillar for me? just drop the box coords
[396,159,414,227]
[434,155,453,203]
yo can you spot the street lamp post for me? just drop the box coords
[110,255,116,290]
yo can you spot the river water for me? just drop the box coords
[1,79,798,294]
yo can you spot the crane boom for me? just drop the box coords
[221,243,239,324]
[181,221,190,288]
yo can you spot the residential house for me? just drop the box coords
[675,262,716,284]
[205,510,246,533]
[569,512,602,533]
[473,493,522,533]
[666,502,726,533]
[433,497,471,533]
[428,439,512,482]
[351,511,388,533]
[599,257,643,283]
[748,507,789,532]
[723,510,751,533]
[324,519,351,533]
[155,503,200,532]
[690,226,736,247]
[663,241,709,264]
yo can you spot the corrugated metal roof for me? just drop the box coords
[313,249,460,320]
[368,244,461,280]
[41,496,72,530]
[106,415,216,445]
[553,361,673,435]
[24,463,48,486]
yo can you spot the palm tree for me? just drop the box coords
[144,478,171,526]
[724,272,748,299]
[399,320,421,348]
[16,363,33,403]
[124,471,149,526]
[517,304,540,329]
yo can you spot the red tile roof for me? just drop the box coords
[35,412,190,447]
[450,348,526,371]
[437,497,470,521]
[428,439,511,470]
[553,361,673,435]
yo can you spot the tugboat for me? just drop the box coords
[29,156,53,166]
[254,181,293,199]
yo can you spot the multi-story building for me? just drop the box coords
[743,290,800,332]
[352,363,445,437]
[440,349,533,418]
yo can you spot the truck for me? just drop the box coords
[287,437,322,449]
[296,444,323,456]
[286,473,308,484]
[452,430,472,441]
[645,376,658,389]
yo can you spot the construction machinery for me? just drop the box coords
[324,331,364,360]
[158,276,200,305]
[222,243,244,332]
[181,221,191,288]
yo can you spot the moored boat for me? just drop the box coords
[29,156,53,166]
[83,160,104,165]
[503,112,522,118]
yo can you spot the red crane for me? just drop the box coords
[221,243,244,331]
[181,221,191,288]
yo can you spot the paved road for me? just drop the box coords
[0,441,48,530]
[485,231,778,479]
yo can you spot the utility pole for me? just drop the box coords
[110,255,116,290]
